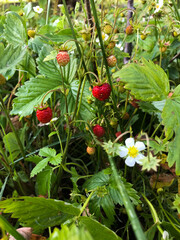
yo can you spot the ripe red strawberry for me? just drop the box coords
[107,55,117,67]
[56,51,70,66]
[36,107,52,123]
[93,124,105,138]
[92,83,111,101]
[126,25,133,35]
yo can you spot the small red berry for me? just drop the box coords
[93,124,105,138]
[92,83,111,101]
[56,51,70,66]
[130,98,140,108]
[107,55,117,67]
[36,107,52,123]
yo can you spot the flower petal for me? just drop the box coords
[135,141,145,152]
[134,153,144,164]
[125,156,135,167]
[125,138,134,148]
[118,146,128,158]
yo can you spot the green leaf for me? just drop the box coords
[28,36,44,54]
[4,12,27,46]
[0,215,25,240]
[30,158,49,178]
[43,50,58,62]
[79,216,122,240]
[113,59,170,101]
[11,75,60,117]
[39,147,56,157]
[50,224,94,240]
[25,155,43,164]
[60,80,95,121]
[23,3,35,19]
[35,166,53,196]
[162,98,180,139]
[37,45,62,81]
[0,44,27,74]
[167,127,180,175]
[0,197,81,231]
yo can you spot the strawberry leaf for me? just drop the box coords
[0,197,80,231]
[30,158,49,178]
[113,59,170,101]
[4,12,27,46]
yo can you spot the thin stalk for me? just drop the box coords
[62,0,90,82]
[0,95,25,159]
[108,156,147,240]
[78,191,94,217]
[46,0,51,25]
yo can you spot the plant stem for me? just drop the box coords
[108,156,147,240]
[46,0,51,25]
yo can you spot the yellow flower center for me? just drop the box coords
[156,4,159,9]
[128,146,138,158]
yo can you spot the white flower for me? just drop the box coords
[96,32,109,44]
[118,138,145,167]
[58,4,63,8]
[33,6,43,14]
[154,0,163,13]
[162,231,169,240]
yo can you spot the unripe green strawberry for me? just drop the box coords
[126,25,133,35]
[172,31,178,37]
[120,12,125,17]
[110,118,118,128]
[141,34,146,40]
[28,29,36,38]
[0,74,6,85]
[80,29,91,41]
[56,50,70,66]
[107,55,117,67]
[103,24,113,35]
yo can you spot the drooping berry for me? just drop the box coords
[86,146,96,155]
[56,51,70,67]
[92,83,111,101]
[36,107,52,123]
[126,25,133,35]
[115,131,123,142]
[107,55,117,67]
[93,124,105,138]
[28,30,36,38]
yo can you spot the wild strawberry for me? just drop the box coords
[103,24,113,35]
[130,98,140,108]
[92,83,111,101]
[141,34,146,40]
[107,55,117,67]
[110,118,118,128]
[28,30,36,38]
[80,30,91,41]
[168,92,173,98]
[159,46,167,53]
[56,51,70,66]
[36,106,52,123]
[126,25,133,35]
[120,13,125,17]
[87,146,96,155]
[106,41,116,49]
[172,31,178,37]
[93,124,105,138]
[0,74,6,85]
